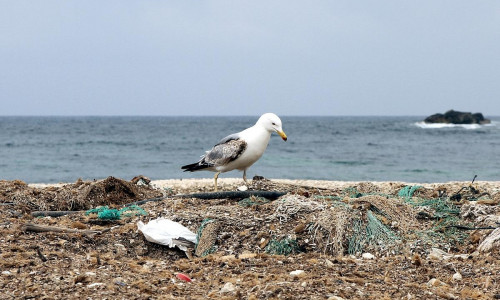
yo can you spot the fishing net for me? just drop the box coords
[85,205,147,220]
[304,182,480,256]
[195,218,219,257]
[270,195,325,223]
[265,237,301,256]
[397,185,469,246]
[238,196,270,207]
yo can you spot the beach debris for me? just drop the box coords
[137,218,197,251]
[452,272,462,282]
[131,175,151,186]
[195,218,219,257]
[2,179,500,299]
[427,278,445,287]
[271,195,325,223]
[238,195,270,207]
[289,270,305,278]
[220,282,236,294]
[265,237,301,255]
[175,273,192,282]
[31,210,83,217]
[427,248,468,261]
[21,223,105,237]
[0,177,163,213]
[477,228,500,252]
[362,252,375,260]
[179,190,286,200]
[327,297,346,300]
[85,205,147,220]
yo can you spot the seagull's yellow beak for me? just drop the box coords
[277,130,287,141]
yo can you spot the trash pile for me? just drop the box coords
[1,177,499,299]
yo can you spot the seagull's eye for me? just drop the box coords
[272,122,276,126]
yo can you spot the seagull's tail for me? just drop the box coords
[181,162,209,172]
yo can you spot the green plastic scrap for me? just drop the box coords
[85,205,147,220]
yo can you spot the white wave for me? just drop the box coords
[415,121,484,130]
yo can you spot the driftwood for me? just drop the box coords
[21,223,105,236]
[31,211,83,217]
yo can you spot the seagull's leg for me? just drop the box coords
[243,170,247,183]
[214,171,221,192]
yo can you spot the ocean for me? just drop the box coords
[0,116,499,183]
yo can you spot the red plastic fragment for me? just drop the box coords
[176,273,191,282]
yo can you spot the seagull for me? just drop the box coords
[181,113,287,191]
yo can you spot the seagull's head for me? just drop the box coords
[257,113,287,141]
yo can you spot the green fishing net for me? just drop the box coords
[85,205,147,220]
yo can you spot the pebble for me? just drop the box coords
[327,296,346,300]
[113,277,126,286]
[452,272,462,281]
[325,259,335,267]
[289,270,305,278]
[237,185,248,191]
[220,282,236,294]
[87,283,104,288]
[362,253,375,260]
[301,281,307,287]
[427,278,444,287]
[2,271,12,276]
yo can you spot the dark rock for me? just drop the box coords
[424,110,491,124]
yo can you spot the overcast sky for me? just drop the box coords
[1,1,499,116]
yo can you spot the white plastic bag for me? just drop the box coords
[137,218,197,251]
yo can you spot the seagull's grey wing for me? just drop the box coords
[204,138,247,167]
[181,133,246,172]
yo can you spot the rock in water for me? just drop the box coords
[424,109,491,124]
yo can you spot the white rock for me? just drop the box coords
[87,283,104,288]
[452,272,462,281]
[328,296,346,300]
[220,282,236,294]
[290,270,305,278]
[362,253,375,260]
[237,185,248,191]
[427,278,445,287]
[301,281,307,287]
[85,272,96,276]
[427,278,438,286]
[2,271,12,276]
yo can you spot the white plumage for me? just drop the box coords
[181,113,287,191]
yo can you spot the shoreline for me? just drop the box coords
[27,177,500,193]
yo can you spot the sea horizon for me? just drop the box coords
[1,115,499,184]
